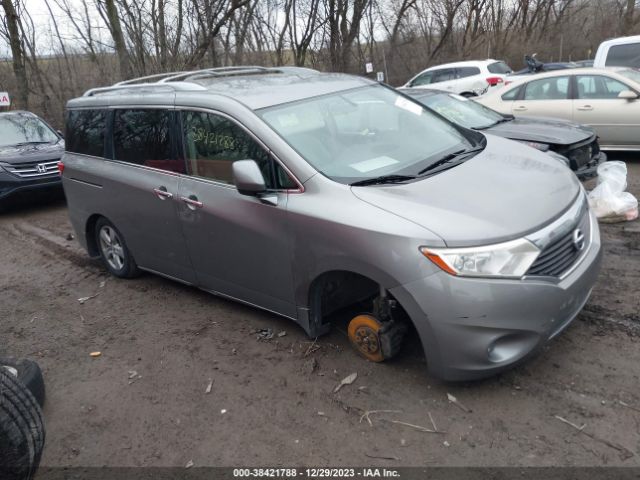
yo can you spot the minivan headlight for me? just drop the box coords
[420,238,540,278]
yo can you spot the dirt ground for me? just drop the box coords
[1,158,639,469]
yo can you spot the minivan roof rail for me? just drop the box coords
[159,66,274,83]
[83,65,312,97]
[83,82,207,97]
[114,72,188,86]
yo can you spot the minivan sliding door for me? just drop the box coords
[108,108,196,283]
[175,110,297,318]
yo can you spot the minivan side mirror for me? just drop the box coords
[233,160,266,196]
[618,90,638,100]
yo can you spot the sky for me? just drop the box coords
[1,0,109,58]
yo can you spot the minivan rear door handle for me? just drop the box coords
[180,195,203,210]
[153,187,173,200]
[577,104,593,111]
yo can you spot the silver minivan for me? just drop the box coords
[61,67,602,381]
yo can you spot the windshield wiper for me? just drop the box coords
[418,146,484,176]
[350,174,416,187]
[475,116,512,130]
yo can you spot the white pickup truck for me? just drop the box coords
[594,35,640,68]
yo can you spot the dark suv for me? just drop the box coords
[0,111,64,201]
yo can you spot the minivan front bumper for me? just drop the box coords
[390,210,602,381]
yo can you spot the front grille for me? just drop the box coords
[566,141,597,169]
[526,210,590,277]
[4,160,59,178]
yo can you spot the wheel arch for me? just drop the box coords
[85,213,104,258]
[304,268,412,338]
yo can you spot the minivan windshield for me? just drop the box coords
[410,92,506,130]
[0,113,59,148]
[259,85,480,184]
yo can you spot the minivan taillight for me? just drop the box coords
[486,76,504,86]
[57,161,64,174]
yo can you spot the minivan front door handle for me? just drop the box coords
[153,187,173,200]
[577,105,593,111]
[513,105,527,112]
[180,195,203,210]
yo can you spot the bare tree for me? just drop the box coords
[0,0,28,108]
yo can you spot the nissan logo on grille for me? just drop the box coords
[572,228,585,251]
[36,163,48,174]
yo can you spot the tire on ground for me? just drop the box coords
[0,367,46,480]
[94,217,141,279]
[0,358,45,407]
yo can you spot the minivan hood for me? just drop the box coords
[351,135,580,247]
[485,116,594,146]
[0,141,64,165]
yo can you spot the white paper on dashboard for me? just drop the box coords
[350,156,399,173]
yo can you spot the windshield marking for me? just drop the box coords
[350,156,399,172]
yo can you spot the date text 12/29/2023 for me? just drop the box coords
[233,468,401,478]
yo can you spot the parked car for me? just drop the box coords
[574,60,594,68]
[402,59,512,97]
[401,88,606,178]
[594,35,640,68]
[0,111,64,202]
[510,54,578,75]
[62,67,601,381]
[477,67,640,150]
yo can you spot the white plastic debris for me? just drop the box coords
[588,161,638,223]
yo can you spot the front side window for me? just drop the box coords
[66,110,106,157]
[181,111,294,189]
[605,43,640,67]
[576,75,630,99]
[112,109,182,172]
[523,76,570,100]
[259,85,477,184]
[0,113,59,148]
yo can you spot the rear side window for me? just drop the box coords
[605,43,640,67]
[487,61,512,74]
[65,110,106,157]
[457,67,481,78]
[523,76,570,100]
[112,109,183,173]
[432,68,457,83]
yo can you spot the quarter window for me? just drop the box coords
[65,110,106,157]
[112,109,183,173]
[487,61,512,74]
[181,111,295,189]
[501,86,521,101]
[576,75,630,99]
[523,76,570,100]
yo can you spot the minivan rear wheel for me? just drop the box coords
[95,218,140,278]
